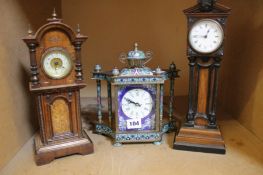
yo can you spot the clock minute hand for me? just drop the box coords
[193,35,206,39]
[204,29,210,38]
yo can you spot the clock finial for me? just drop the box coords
[134,42,138,51]
[27,24,33,36]
[52,8,57,19]
[198,0,216,12]
[47,8,62,22]
[169,62,176,71]
[76,24,81,35]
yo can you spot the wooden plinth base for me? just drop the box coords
[173,126,225,154]
[34,129,94,166]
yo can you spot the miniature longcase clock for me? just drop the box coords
[174,0,231,154]
[92,43,179,146]
[23,10,93,165]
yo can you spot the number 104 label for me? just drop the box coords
[126,118,142,129]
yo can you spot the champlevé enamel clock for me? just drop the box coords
[92,43,179,146]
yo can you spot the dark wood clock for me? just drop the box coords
[174,0,231,154]
[23,10,93,165]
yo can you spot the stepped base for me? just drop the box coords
[173,126,225,154]
[35,129,94,165]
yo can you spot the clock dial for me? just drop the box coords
[121,88,153,119]
[189,19,224,54]
[42,49,72,79]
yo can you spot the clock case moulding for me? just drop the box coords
[23,11,93,165]
[92,44,180,146]
[173,2,231,154]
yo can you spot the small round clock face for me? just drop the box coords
[121,88,153,119]
[42,49,72,79]
[189,19,224,54]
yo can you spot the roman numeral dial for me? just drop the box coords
[121,88,153,119]
[189,19,224,54]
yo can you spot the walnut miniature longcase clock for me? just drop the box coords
[23,11,93,165]
[173,0,231,154]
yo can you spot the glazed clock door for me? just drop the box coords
[117,84,158,132]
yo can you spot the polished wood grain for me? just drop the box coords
[195,68,209,126]
[51,98,70,135]
[35,129,93,165]
[23,14,93,165]
[36,30,76,87]
[174,2,231,154]
[174,126,225,154]
[197,68,208,114]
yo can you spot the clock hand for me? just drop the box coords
[193,35,206,38]
[124,97,134,104]
[134,102,141,107]
[124,97,141,107]
[204,29,210,38]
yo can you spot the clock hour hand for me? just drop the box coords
[206,29,210,34]
[124,97,141,107]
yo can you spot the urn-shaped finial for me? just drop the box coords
[119,42,153,68]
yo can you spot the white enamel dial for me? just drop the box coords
[121,88,153,119]
[42,50,72,79]
[189,19,224,54]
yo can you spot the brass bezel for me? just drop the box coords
[41,47,73,79]
[188,18,224,54]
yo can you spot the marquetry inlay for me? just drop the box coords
[51,98,70,135]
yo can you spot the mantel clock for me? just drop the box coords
[23,10,93,165]
[92,43,179,146]
[174,0,231,154]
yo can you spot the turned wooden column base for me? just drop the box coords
[173,126,225,154]
[34,129,94,166]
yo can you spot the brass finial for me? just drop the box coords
[156,66,162,74]
[52,8,57,19]
[94,64,102,72]
[27,24,33,36]
[112,67,120,76]
[76,24,81,34]
[47,8,62,22]
[134,42,138,51]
